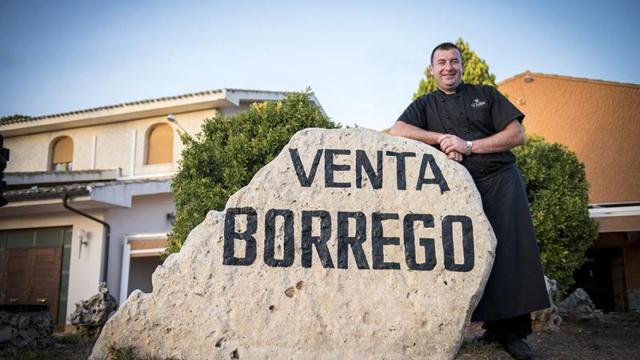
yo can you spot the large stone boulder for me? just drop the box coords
[91,128,496,360]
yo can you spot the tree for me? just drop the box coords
[514,136,599,295]
[413,38,496,99]
[167,91,339,254]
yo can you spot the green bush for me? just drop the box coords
[514,135,598,295]
[167,90,339,254]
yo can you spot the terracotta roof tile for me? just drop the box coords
[499,71,640,89]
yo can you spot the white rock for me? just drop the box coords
[90,128,496,360]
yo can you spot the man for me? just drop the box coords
[388,42,550,360]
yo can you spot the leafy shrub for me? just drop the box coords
[514,135,598,295]
[167,91,339,254]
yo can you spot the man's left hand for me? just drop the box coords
[447,151,463,162]
[439,134,466,155]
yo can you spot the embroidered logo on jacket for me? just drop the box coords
[470,98,487,108]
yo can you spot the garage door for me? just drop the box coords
[1,228,72,325]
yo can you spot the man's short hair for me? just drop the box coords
[430,42,461,64]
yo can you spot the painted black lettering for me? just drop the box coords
[301,210,334,268]
[223,207,257,266]
[385,151,416,190]
[289,148,323,187]
[355,150,383,189]
[264,209,295,267]
[403,214,436,271]
[337,211,369,269]
[372,212,400,269]
[416,154,450,193]
[325,149,351,188]
[442,215,475,272]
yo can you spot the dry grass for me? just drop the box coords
[2,312,638,359]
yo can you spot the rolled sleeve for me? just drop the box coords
[397,96,428,129]
[489,87,525,131]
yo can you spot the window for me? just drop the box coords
[146,124,173,165]
[51,136,73,171]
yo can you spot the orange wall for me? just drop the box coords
[499,74,640,204]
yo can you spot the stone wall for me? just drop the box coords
[0,305,53,351]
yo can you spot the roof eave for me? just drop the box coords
[498,71,640,89]
[0,89,293,137]
[0,95,231,137]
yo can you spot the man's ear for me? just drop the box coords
[428,64,434,77]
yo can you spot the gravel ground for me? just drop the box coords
[457,312,640,359]
[3,313,639,359]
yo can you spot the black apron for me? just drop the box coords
[471,164,550,321]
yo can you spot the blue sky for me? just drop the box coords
[1,0,638,130]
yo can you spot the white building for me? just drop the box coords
[0,89,322,331]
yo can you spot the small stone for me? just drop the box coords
[17,315,29,330]
[558,288,602,321]
[0,325,17,343]
[68,282,118,339]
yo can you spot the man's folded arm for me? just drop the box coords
[470,120,525,154]
[438,120,525,155]
[387,120,444,146]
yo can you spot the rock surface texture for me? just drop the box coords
[558,288,603,321]
[68,283,118,339]
[532,276,562,331]
[91,128,497,360]
[0,305,53,354]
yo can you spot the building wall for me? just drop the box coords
[3,108,216,176]
[104,193,175,299]
[498,74,640,204]
[0,210,106,323]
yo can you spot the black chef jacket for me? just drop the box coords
[398,82,524,179]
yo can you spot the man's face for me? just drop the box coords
[429,48,463,93]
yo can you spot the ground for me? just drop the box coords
[3,313,639,359]
[457,312,640,360]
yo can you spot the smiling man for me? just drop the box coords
[388,42,550,360]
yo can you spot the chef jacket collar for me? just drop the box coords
[436,81,466,99]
